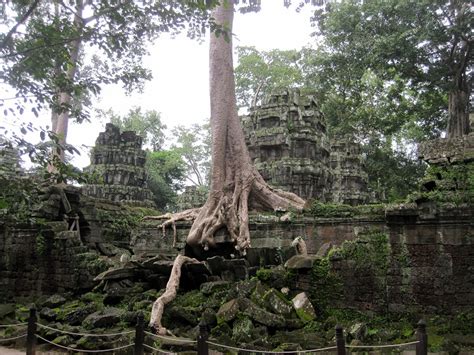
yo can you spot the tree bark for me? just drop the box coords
[184,0,305,253]
[447,88,470,138]
[49,0,83,171]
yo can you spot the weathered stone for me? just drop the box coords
[348,322,367,342]
[64,303,98,326]
[285,255,318,270]
[232,316,254,343]
[94,267,136,281]
[83,307,124,329]
[316,242,333,258]
[292,292,316,323]
[82,123,154,206]
[42,294,67,308]
[39,307,58,321]
[263,289,293,316]
[0,304,15,319]
[239,298,286,328]
[200,281,230,295]
[216,299,240,324]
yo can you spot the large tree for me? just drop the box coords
[149,0,305,334]
[314,0,472,138]
[1,0,213,167]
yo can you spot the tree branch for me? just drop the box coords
[0,0,41,49]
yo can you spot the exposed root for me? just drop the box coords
[143,208,200,247]
[149,254,200,335]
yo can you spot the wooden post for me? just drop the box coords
[26,307,37,355]
[134,312,144,355]
[335,324,346,355]
[416,319,428,355]
[197,320,209,355]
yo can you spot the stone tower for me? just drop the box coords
[242,89,333,201]
[330,136,369,205]
[82,123,154,206]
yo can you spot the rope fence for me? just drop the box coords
[1,307,429,355]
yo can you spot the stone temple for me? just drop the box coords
[82,123,154,207]
[242,89,370,205]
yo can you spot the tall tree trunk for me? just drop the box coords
[49,1,83,172]
[185,0,305,252]
[447,88,470,138]
[149,0,305,335]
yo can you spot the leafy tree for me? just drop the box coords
[171,122,211,187]
[1,0,214,165]
[235,46,304,107]
[101,107,166,151]
[146,150,187,211]
[313,0,472,138]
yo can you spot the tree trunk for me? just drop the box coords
[185,0,305,253]
[149,0,305,335]
[48,1,83,172]
[447,88,470,138]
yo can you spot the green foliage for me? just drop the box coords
[409,162,474,204]
[0,0,215,122]
[101,107,166,151]
[309,202,355,218]
[146,150,187,211]
[235,46,304,107]
[171,122,211,187]
[256,268,273,281]
[309,258,343,314]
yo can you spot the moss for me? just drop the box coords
[309,202,355,218]
[309,258,343,314]
[256,268,272,282]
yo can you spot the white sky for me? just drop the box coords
[2,1,315,168]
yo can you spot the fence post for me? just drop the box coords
[335,324,346,355]
[197,320,209,355]
[26,307,37,355]
[134,312,144,355]
[416,319,428,355]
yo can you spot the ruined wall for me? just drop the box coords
[83,123,154,207]
[0,222,103,302]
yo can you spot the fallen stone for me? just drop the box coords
[239,298,286,328]
[216,299,240,324]
[39,307,58,321]
[94,267,136,281]
[285,255,318,270]
[316,242,334,258]
[0,304,15,319]
[348,322,367,341]
[42,294,67,308]
[232,316,253,343]
[292,292,316,323]
[200,281,230,295]
[83,307,124,329]
[263,289,293,316]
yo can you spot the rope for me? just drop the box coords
[144,330,196,344]
[143,343,177,354]
[37,323,134,337]
[0,334,27,342]
[346,340,420,349]
[207,340,337,354]
[0,323,28,328]
[36,334,134,353]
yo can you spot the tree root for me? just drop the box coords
[143,208,200,247]
[149,254,200,335]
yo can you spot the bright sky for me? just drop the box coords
[2,1,316,168]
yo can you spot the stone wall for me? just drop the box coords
[83,123,154,207]
[0,222,102,302]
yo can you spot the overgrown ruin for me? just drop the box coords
[0,111,473,353]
